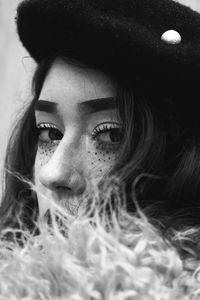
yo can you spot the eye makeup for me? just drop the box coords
[91,122,123,152]
[36,123,62,167]
[36,123,63,144]
[35,119,122,175]
[36,120,123,150]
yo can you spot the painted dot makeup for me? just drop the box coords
[36,141,59,167]
[35,124,120,181]
[83,135,119,179]
[35,117,122,178]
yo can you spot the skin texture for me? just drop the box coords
[34,58,122,217]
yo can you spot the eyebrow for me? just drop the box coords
[35,97,116,114]
[34,100,58,113]
[80,97,116,113]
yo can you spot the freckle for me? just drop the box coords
[95,152,97,155]
[103,154,105,157]
[100,169,102,172]
[113,152,115,154]
[88,151,91,154]
[91,162,94,165]
[98,159,101,161]
[104,160,106,162]
[108,157,111,160]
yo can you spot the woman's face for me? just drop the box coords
[34,58,122,216]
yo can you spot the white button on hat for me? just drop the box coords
[161,30,182,44]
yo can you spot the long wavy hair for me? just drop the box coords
[1,55,200,239]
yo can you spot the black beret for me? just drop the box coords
[16,0,200,135]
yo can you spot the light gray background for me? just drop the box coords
[0,0,199,197]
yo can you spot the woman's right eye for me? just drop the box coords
[36,123,63,143]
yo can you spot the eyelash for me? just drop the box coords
[36,123,63,146]
[91,122,123,151]
[36,122,123,151]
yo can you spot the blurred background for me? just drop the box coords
[0,0,200,194]
[0,0,36,192]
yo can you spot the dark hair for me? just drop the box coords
[0,57,55,233]
[118,88,200,236]
[1,55,200,240]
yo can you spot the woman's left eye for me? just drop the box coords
[92,122,123,150]
[36,123,63,143]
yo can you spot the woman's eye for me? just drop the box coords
[37,124,63,143]
[92,122,123,151]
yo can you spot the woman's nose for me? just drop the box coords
[38,135,86,197]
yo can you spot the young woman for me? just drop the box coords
[1,0,200,239]
[2,1,200,298]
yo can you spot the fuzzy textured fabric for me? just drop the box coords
[1,198,200,300]
[16,0,200,135]
[1,174,200,300]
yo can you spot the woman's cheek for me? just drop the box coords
[34,138,118,181]
[35,142,58,167]
[34,143,59,216]
[84,141,117,180]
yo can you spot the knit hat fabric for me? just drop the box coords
[16,0,200,135]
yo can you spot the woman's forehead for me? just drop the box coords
[39,58,116,105]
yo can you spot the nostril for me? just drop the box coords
[55,186,72,192]
[52,186,73,199]
[55,185,85,197]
